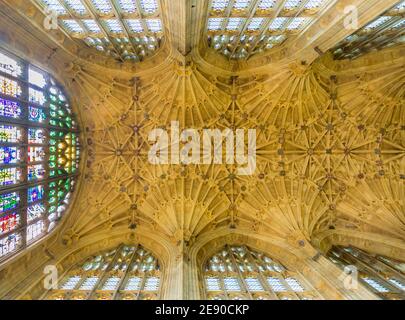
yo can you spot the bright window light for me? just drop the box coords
[206,277,221,291]
[224,277,241,291]
[126,19,144,33]
[389,278,405,291]
[362,278,390,293]
[284,0,302,10]
[79,277,99,290]
[267,277,287,292]
[61,276,81,290]
[119,0,137,13]
[140,0,159,14]
[124,277,141,291]
[245,278,264,292]
[42,0,67,14]
[212,0,229,10]
[146,19,162,32]
[364,16,391,30]
[268,17,288,30]
[208,18,224,31]
[63,20,84,33]
[105,20,123,33]
[29,68,47,88]
[285,278,305,292]
[144,277,160,291]
[391,19,405,29]
[247,17,264,30]
[82,20,101,33]
[233,0,251,10]
[226,17,244,30]
[91,0,113,14]
[287,17,310,30]
[101,277,120,291]
[305,0,325,9]
[65,0,88,15]
[394,1,405,10]
[258,0,276,10]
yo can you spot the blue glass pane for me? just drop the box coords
[0,98,21,119]
[28,185,45,203]
[0,147,20,164]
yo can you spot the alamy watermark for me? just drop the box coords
[43,265,58,290]
[148,122,257,176]
[43,9,59,30]
[343,5,359,30]
[339,265,359,290]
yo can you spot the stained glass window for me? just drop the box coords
[0,47,80,262]
[327,246,405,300]
[203,245,319,300]
[46,244,161,300]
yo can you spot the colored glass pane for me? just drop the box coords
[0,125,22,143]
[29,68,47,88]
[26,220,44,242]
[0,76,22,97]
[28,128,46,144]
[28,146,45,163]
[0,167,21,186]
[28,185,45,203]
[0,233,21,257]
[29,106,47,123]
[0,98,21,119]
[29,88,46,106]
[0,212,20,235]
[27,203,46,222]
[0,192,20,213]
[0,48,79,262]
[0,147,20,164]
[0,52,22,77]
[27,164,46,181]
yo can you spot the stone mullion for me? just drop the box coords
[112,244,139,300]
[200,265,209,300]
[40,70,52,232]
[135,249,149,300]
[339,250,402,296]
[217,249,230,300]
[375,256,405,282]
[70,271,93,300]
[18,56,29,249]
[87,244,124,300]
[244,247,278,300]
[227,245,253,300]
[230,0,262,57]
[278,271,300,300]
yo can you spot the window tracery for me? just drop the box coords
[0,48,80,262]
[332,1,405,60]
[46,244,161,300]
[203,245,320,300]
[35,0,164,62]
[327,246,405,300]
[206,0,331,59]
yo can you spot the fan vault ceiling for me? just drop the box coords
[0,0,403,300]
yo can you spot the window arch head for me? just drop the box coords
[203,245,320,300]
[0,47,80,262]
[47,244,161,300]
